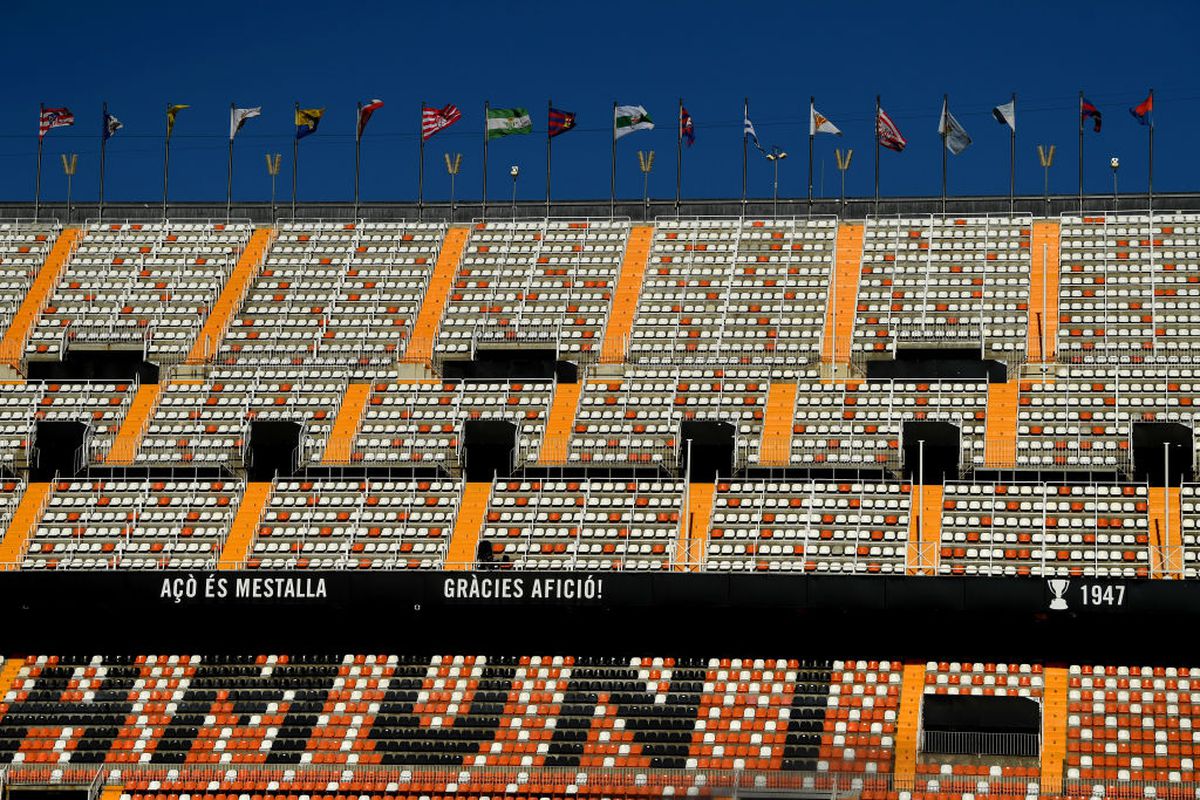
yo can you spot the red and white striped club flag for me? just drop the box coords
[876,106,907,152]
[39,106,75,140]
[422,104,462,141]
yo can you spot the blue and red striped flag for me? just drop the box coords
[1080,97,1102,132]
[680,106,695,147]
[1130,92,1153,126]
[548,107,576,138]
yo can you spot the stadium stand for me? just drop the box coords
[1058,212,1200,359]
[938,482,1151,577]
[25,222,253,362]
[0,222,59,336]
[854,216,1031,362]
[220,221,444,373]
[628,217,836,366]
[434,220,630,360]
[1,208,1199,799]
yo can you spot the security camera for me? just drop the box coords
[1110,157,1120,169]
[510,165,520,177]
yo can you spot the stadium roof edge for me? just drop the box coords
[4,192,1200,223]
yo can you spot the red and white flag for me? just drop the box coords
[357,98,384,141]
[876,106,907,152]
[39,106,75,140]
[422,103,462,141]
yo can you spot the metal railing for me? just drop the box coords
[920,729,1040,758]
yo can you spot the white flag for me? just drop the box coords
[230,106,262,141]
[938,99,971,155]
[810,104,841,136]
[614,104,654,139]
[992,100,1016,132]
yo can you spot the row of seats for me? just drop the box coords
[0,478,1189,574]
[27,222,252,362]
[0,222,58,334]
[223,222,444,376]
[436,220,629,359]
[856,216,1032,360]
[14,214,1200,370]
[629,218,836,366]
[0,654,842,775]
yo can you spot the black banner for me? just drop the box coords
[1,571,1196,659]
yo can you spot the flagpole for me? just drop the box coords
[741,97,748,215]
[1009,92,1017,214]
[874,95,880,215]
[1148,88,1154,212]
[482,100,489,220]
[418,101,425,222]
[226,103,235,221]
[610,101,617,219]
[292,101,299,218]
[808,96,815,214]
[354,101,362,218]
[546,98,552,218]
[941,94,948,214]
[162,102,171,220]
[675,97,682,215]
[99,102,108,223]
[35,104,43,223]
[1078,90,1084,213]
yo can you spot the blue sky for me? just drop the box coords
[2,0,1195,204]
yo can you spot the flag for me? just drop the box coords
[357,99,384,140]
[614,105,653,139]
[876,107,907,152]
[166,104,188,141]
[938,99,972,155]
[1081,97,1102,133]
[295,107,325,140]
[1130,92,1153,127]
[992,100,1016,131]
[743,112,764,152]
[487,107,533,139]
[680,106,695,147]
[549,107,576,137]
[39,107,74,140]
[103,111,122,141]
[230,106,261,141]
[422,104,462,140]
[810,104,841,136]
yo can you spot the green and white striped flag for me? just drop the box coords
[486,107,532,139]
[614,104,653,139]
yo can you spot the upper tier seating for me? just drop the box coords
[138,371,347,466]
[1066,664,1200,787]
[1016,362,1200,471]
[924,661,1044,697]
[480,479,682,570]
[0,222,59,334]
[706,481,911,574]
[0,381,134,465]
[249,479,461,569]
[27,221,252,362]
[343,380,552,466]
[221,221,443,375]
[629,218,836,366]
[435,220,630,360]
[22,478,241,570]
[1058,213,1200,360]
[939,482,1150,577]
[568,369,768,468]
[855,216,1031,361]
